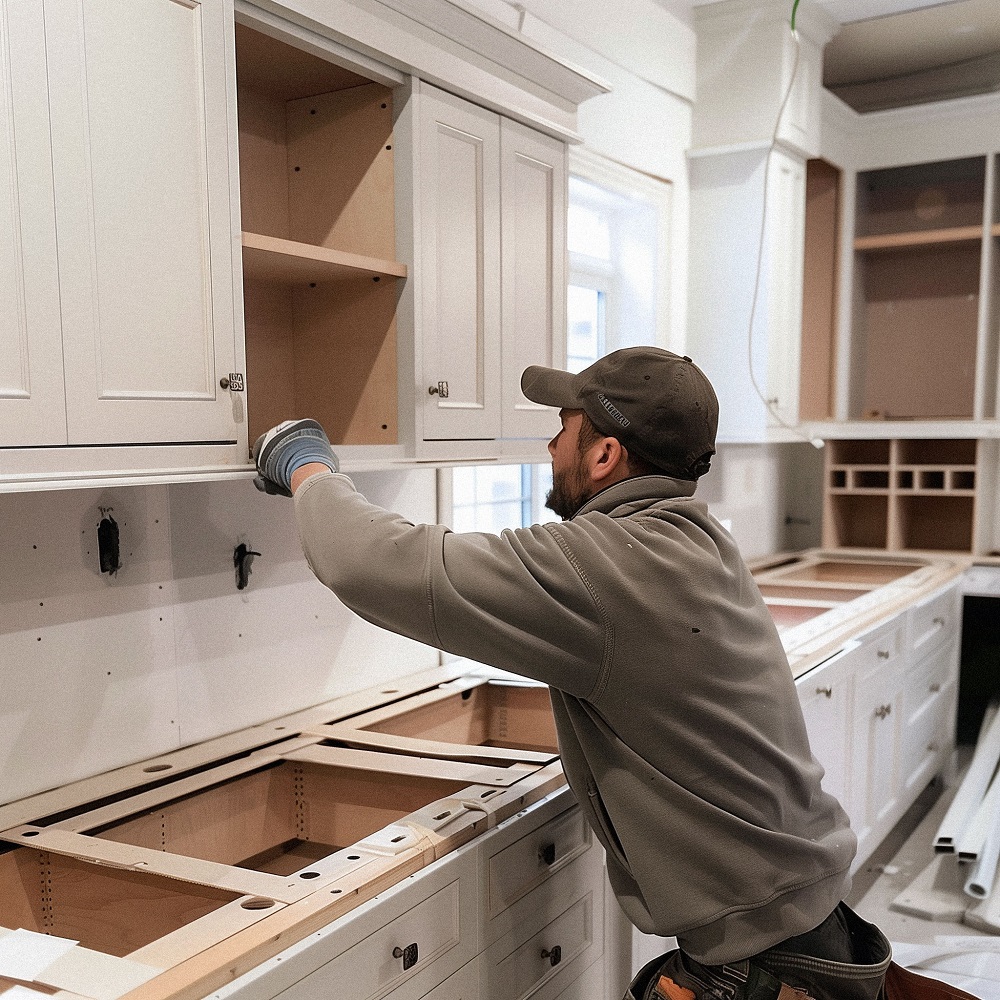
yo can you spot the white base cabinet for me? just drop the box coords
[212,788,605,1000]
[796,579,961,869]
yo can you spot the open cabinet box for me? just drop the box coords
[313,675,560,765]
[0,667,564,1000]
[235,21,405,451]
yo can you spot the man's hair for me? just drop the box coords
[577,413,704,480]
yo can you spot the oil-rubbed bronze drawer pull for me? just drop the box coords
[541,945,562,967]
[538,842,557,866]
[393,943,419,970]
[877,649,891,660]
[816,686,833,698]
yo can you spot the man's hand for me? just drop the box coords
[252,419,339,497]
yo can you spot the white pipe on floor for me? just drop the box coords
[965,776,1000,898]
[935,703,1000,853]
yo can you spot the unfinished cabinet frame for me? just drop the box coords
[235,20,406,450]
[0,670,564,1000]
[317,675,560,765]
[847,156,998,422]
[822,439,979,552]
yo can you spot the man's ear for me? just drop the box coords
[588,436,628,483]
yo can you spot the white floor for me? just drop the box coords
[848,758,1000,997]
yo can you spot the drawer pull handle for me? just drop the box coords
[933,616,946,627]
[538,842,557,866]
[541,945,562,967]
[929,682,941,693]
[393,943,419,971]
[816,686,833,698]
[428,381,450,398]
[877,649,890,660]
[875,704,892,720]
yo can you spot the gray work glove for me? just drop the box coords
[252,419,339,497]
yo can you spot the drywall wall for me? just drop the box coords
[0,469,440,804]
[699,442,825,558]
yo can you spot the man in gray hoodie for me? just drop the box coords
[253,347,894,1000]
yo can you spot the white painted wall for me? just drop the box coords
[699,442,825,559]
[0,470,440,803]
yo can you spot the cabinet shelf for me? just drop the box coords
[853,224,999,251]
[824,439,979,552]
[242,233,407,284]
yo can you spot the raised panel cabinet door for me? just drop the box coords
[850,667,902,861]
[763,148,805,429]
[796,645,853,809]
[418,84,502,441]
[0,0,66,446]
[499,117,566,442]
[45,0,240,445]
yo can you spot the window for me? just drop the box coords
[446,153,671,533]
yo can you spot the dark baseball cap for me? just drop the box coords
[520,347,718,479]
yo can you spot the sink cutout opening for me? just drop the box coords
[769,559,918,584]
[0,848,238,958]
[359,682,559,754]
[91,761,468,876]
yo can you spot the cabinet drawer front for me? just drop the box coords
[910,585,958,659]
[488,806,590,918]
[485,893,594,1000]
[853,620,905,683]
[290,879,462,1000]
[422,957,480,1000]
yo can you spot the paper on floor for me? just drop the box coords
[893,939,1000,998]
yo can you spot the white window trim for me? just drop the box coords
[569,147,674,353]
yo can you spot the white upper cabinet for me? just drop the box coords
[0,0,66,447]
[1,0,603,487]
[414,83,566,452]
[45,0,239,446]
[686,0,835,443]
[0,0,241,487]
[687,146,806,442]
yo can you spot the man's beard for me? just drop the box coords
[545,463,590,520]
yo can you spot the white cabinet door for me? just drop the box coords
[900,638,959,801]
[418,84,502,441]
[0,0,66,446]
[762,148,805,430]
[847,621,906,863]
[797,642,855,809]
[44,0,239,445]
[500,118,565,442]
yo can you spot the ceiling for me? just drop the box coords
[823,0,1000,112]
[688,0,1000,113]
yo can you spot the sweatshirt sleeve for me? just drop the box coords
[293,470,608,698]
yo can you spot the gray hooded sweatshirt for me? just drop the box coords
[294,470,856,965]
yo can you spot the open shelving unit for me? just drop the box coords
[235,23,405,450]
[823,439,978,552]
[849,156,987,422]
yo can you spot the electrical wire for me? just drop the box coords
[745,9,825,449]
